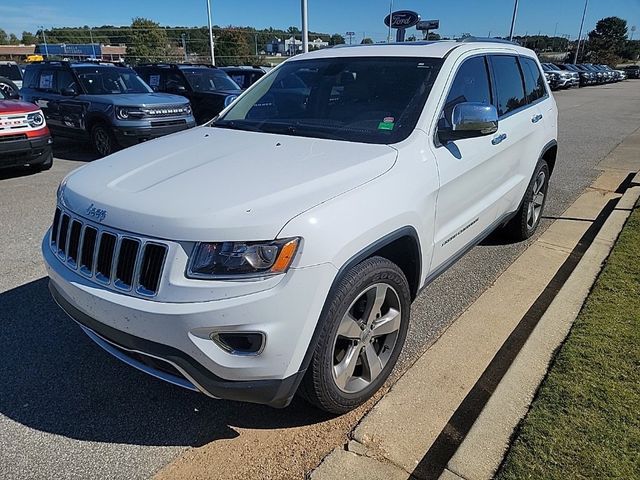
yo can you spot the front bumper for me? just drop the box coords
[43,232,337,407]
[0,134,52,168]
[112,118,196,147]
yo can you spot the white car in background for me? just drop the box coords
[43,39,558,414]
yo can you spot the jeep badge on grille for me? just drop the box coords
[86,203,108,223]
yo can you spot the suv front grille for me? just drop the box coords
[50,207,168,297]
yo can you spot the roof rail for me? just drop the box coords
[457,37,519,45]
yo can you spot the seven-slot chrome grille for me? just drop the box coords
[50,207,168,297]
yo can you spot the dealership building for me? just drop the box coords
[0,44,126,61]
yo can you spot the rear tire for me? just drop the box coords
[91,123,118,157]
[502,159,550,241]
[298,256,411,414]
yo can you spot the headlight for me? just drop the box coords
[224,95,238,107]
[187,238,300,279]
[27,111,45,128]
[116,106,131,120]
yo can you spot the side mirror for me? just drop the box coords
[439,102,498,143]
[61,87,77,97]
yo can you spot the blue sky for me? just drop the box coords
[2,0,640,42]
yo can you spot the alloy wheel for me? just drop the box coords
[527,170,546,230]
[332,283,402,394]
[94,128,112,156]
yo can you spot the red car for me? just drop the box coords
[0,88,53,171]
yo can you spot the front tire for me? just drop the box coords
[503,159,550,241]
[298,256,411,414]
[91,123,118,157]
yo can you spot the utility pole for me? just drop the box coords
[388,0,394,43]
[255,33,259,56]
[509,0,519,41]
[206,0,215,65]
[574,0,589,64]
[301,0,309,53]
[181,33,188,62]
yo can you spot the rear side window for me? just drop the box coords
[441,56,492,128]
[521,57,547,103]
[489,55,526,117]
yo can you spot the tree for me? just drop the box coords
[329,33,345,46]
[22,31,38,44]
[125,17,170,64]
[588,16,628,66]
[214,29,253,66]
[0,29,7,44]
[361,37,374,44]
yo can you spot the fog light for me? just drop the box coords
[211,332,265,355]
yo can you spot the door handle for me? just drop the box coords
[532,114,543,123]
[492,133,507,145]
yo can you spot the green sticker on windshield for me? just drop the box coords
[378,121,395,130]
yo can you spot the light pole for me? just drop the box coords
[181,33,188,62]
[40,26,49,59]
[301,0,309,53]
[89,27,97,59]
[509,0,519,41]
[206,0,215,65]
[574,0,589,64]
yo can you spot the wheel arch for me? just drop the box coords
[85,112,112,133]
[540,140,558,175]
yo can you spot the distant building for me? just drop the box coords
[266,36,329,56]
[0,43,126,62]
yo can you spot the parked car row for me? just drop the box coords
[541,62,629,90]
[0,60,269,164]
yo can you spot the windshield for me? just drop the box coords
[73,66,152,94]
[0,64,22,81]
[182,69,240,92]
[213,56,443,144]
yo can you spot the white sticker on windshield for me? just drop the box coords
[149,75,160,87]
[39,73,53,89]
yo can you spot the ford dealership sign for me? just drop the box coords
[384,10,421,42]
[384,10,421,29]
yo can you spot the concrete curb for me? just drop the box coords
[444,184,640,480]
[309,173,639,480]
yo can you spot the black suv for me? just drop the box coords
[221,66,266,90]
[135,64,242,125]
[20,61,196,156]
[623,65,640,79]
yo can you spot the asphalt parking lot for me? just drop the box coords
[2,81,640,480]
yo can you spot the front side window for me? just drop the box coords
[181,69,239,92]
[73,66,152,95]
[490,55,526,117]
[440,56,492,129]
[56,69,78,93]
[521,57,547,103]
[214,56,444,144]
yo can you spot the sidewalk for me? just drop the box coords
[309,168,640,478]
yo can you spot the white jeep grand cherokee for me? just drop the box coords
[43,40,557,414]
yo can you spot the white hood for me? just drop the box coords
[61,126,398,241]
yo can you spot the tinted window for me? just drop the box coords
[56,69,78,93]
[521,57,546,103]
[181,69,239,92]
[0,64,22,81]
[215,57,443,145]
[440,56,492,129]
[490,55,526,117]
[73,66,151,94]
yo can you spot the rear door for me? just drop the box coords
[29,69,61,131]
[486,54,544,216]
[55,67,86,135]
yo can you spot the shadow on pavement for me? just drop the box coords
[53,138,99,162]
[0,278,331,447]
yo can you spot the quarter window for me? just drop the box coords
[521,57,546,103]
[441,56,492,129]
[490,55,527,117]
